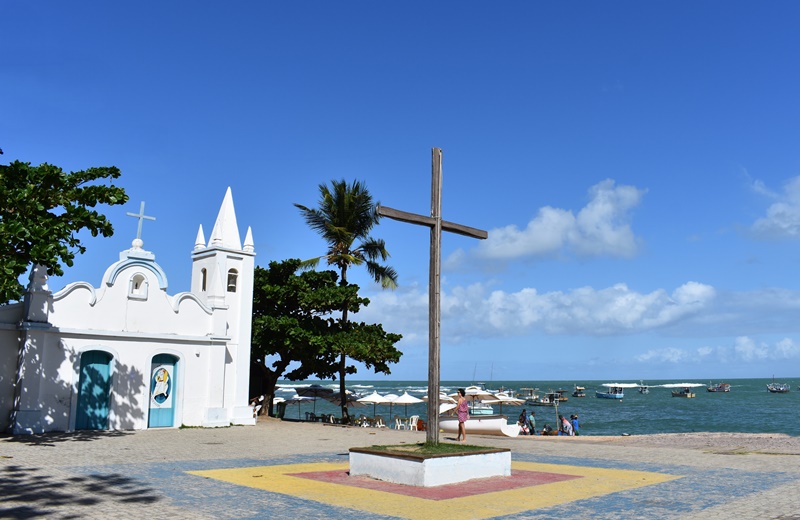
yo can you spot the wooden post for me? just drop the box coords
[377,148,487,444]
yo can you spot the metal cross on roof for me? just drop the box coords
[377,147,488,445]
[126,201,156,240]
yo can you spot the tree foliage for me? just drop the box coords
[0,160,128,303]
[250,259,401,417]
[294,179,399,420]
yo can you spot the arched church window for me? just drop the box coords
[227,269,238,293]
[201,268,207,291]
[129,273,148,300]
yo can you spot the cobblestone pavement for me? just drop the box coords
[1,420,798,519]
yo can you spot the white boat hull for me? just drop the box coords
[439,415,521,438]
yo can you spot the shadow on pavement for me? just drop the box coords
[0,430,133,447]
[0,464,161,518]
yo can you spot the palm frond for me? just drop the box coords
[366,261,398,290]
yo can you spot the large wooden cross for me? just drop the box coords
[377,148,488,444]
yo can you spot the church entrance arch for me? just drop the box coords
[148,354,178,428]
[75,350,113,430]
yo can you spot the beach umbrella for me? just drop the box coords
[383,394,399,419]
[393,391,424,416]
[295,384,334,413]
[276,394,316,419]
[484,392,524,414]
[439,402,457,414]
[357,391,390,417]
[450,385,495,413]
[324,389,365,408]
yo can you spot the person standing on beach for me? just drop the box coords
[571,414,580,436]
[457,388,469,442]
[560,414,573,436]
[528,411,536,434]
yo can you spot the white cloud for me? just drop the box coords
[632,336,800,367]
[483,281,716,336]
[635,347,690,364]
[474,179,645,261]
[358,280,717,342]
[751,176,800,239]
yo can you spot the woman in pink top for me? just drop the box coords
[456,388,469,442]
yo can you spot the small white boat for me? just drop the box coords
[439,414,521,438]
[470,402,495,415]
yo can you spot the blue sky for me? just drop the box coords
[4,2,800,382]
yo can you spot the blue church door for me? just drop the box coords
[75,350,112,430]
[148,354,178,428]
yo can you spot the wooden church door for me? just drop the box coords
[75,350,113,430]
[148,354,178,428]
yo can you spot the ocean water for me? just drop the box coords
[275,378,800,437]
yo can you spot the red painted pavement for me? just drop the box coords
[287,469,583,500]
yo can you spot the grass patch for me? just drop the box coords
[368,442,490,455]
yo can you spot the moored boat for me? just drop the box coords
[439,414,521,437]
[596,387,624,399]
[527,391,562,406]
[517,387,541,406]
[671,388,696,398]
[767,382,790,393]
[707,382,731,393]
[596,382,638,399]
[572,385,586,398]
[767,375,790,393]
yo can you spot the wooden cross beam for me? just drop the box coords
[377,147,487,444]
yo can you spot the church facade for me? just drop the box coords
[0,188,256,434]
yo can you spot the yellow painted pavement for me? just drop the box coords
[189,461,681,520]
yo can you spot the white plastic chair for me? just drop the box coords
[395,415,406,430]
[374,415,386,428]
[408,415,419,431]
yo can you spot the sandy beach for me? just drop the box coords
[2,418,800,519]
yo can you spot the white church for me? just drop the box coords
[0,188,256,434]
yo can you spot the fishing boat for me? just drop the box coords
[439,414,521,437]
[527,390,563,406]
[707,382,731,393]
[596,387,624,399]
[596,383,637,399]
[767,381,790,393]
[555,389,569,402]
[517,387,541,406]
[638,380,650,394]
[572,385,586,398]
[671,387,696,398]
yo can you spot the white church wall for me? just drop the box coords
[0,329,20,432]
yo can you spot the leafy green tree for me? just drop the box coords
[250,259,401,418]
[0,160,128,303]
[294,180,399,420]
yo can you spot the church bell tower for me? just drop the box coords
[190,187,255,424]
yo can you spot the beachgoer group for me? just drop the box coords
[515,410,580,436]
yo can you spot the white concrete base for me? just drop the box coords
[349,447,511,487]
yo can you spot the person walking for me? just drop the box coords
[571,414,580,436]
[528,410,536,434]
[456,388,469,442]
[560,414,573,436]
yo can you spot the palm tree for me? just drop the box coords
[294,179,398,421]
